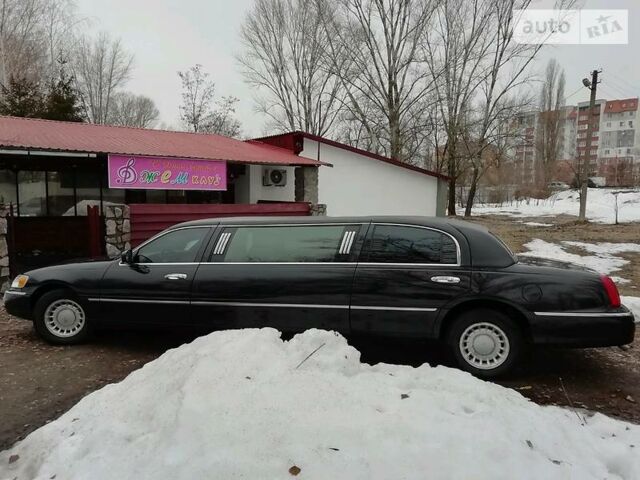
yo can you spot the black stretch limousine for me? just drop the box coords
[4,216,636,377]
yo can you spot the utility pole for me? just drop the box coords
[578,69,602,222]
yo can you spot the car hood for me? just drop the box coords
[23,259,114,280]
[516,255,596,274]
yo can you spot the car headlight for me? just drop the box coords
[11,275,29,289]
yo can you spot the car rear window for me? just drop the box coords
[365,225,458,265]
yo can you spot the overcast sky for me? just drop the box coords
[76,0,640,137]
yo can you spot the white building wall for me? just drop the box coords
[235,164,296,204]
[300,139,439,216]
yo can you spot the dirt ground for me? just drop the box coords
[1,214,639,451]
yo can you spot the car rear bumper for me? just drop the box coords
[530,308,636,347]
[3,290,33,320]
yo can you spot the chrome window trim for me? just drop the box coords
[199,262,357,265]
[344,231,356,254]
[119,226,212,266]
[351,305,437,312]
[119,262,200,267]
[369,222,462,267]
[197,261,457,267]
[338,231,350,255]
[88,298,189,304]
[190,301,439,312]
[213,232,232,255]
[90,297,441,313]
[191,301,349,309]
[221,223,368,228]
[534,311,634,318]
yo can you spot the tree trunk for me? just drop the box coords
[446,146,457,216]
[464,166,480,217]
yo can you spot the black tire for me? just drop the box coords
[447,308,524,378]
[33,289,91,345]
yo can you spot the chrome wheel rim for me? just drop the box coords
[459,322,510,370]
[44,299,85,338]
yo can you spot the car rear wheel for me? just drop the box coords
[33,289,90,344]
[447,308,523,378]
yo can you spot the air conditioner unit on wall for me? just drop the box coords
[263,168,287,187]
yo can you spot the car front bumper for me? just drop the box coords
[530,308,636,347]
[3,289,33,320]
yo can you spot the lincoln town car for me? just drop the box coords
[3,216,636,377]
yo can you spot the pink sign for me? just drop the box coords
[108,154,227,191]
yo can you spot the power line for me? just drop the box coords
[565,85,585,101]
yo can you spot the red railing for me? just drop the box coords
[129,202,311,246]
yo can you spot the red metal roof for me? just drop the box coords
[0,116,324,166]
[253,131,449,180]
[605,98,638,114]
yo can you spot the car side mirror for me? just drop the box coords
[121,249,134,264]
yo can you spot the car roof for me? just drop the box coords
[171,215,515,268]
[175,215,485,233]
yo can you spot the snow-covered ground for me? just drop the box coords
[470,188,640,224]
[520,239,640,284]
[1,329,639,480]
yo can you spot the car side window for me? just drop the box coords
[215,225,353,262]
[365,225,458,265]
[135,228,209,263]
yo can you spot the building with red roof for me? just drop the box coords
[0,116,447,279]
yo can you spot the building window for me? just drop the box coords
[0,170,17,207]
[75,170,102,216]
[607,122,611,127]
[18,171,46,217]
[47,172,75,216]
[620,121,625,127]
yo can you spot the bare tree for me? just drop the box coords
[73,32,133,124]
[423,0,496,215]
[462,1,552,216]
[178,64,241,137]
[0,0,47,85]
[0,0,79,87]
[535,58,566,187]
[239,0,342,136]
[107,91,159,128]
[322,0,436,161]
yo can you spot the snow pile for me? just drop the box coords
[521,239,640,284]
[62,200,120,216]
[621,296,640,319]
[522,221,553,227]
[470,188,640,223]
[1,329,639,480]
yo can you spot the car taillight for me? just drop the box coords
[601,275,621,308]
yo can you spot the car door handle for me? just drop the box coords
[164,273,188,280]
[431,276,461,284]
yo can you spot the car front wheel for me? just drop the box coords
[33,289,90,344]
[447,308,524,378]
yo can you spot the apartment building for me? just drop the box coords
[598,98,639,185]
[510,106,578,186]
[508,97,640,187]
